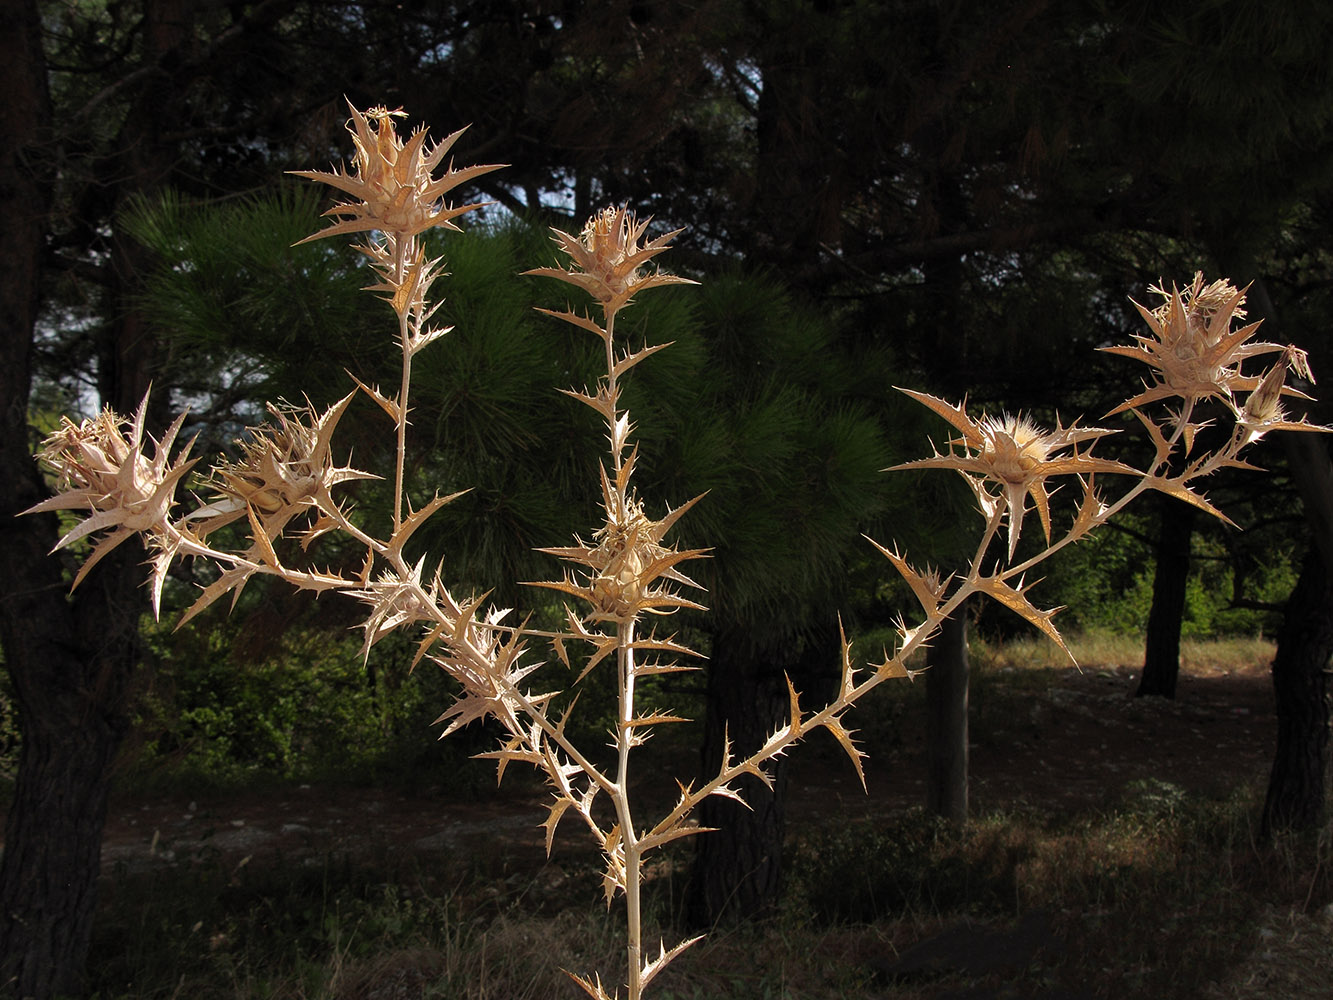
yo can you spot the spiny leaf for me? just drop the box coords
[612,341,672,380]
[865,536,945,616]
[626,711,689,728]
[1143,475,1236,526]
[640,935,704,993]
[533,306,606,339]
[245,503,283,569]
[542,796,574,856]
[176,565,254,629]
[637,823,709,853]
[386,490,469,559]
[872,653,917,680]
[975,575,1074,664]
[347,371,402,422]
[558,386,611,417]
[565,970,616,1000]
[705,783,751,808]
[822,715,867,790]
[785,675,803,739]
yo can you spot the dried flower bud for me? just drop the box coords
[1238,346,1327,444]
[525,205,696,315]
[24,396,197,590]
[1104,272,1289,414]
[292,101,503,243]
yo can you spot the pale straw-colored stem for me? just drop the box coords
[392,234,415,532]
[616,619,643,1000]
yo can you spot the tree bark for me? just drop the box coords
[0,553,142,999]
[1135,495,1196,699]
[684,624,836,928]
[0,1,196,994]
[1261,547,1332,834]
[685,628,791,928]
[1224,276,1333,834]
[0,2,138,995]
[925,610,969,824]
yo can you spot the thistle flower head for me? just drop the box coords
[188,392,375,538]
[1103,272,1288,414]
[894,390,1134,558]
[292,100,503,243]
[526,205,696,315]
[533,458,707,626]
[24,395,197,591]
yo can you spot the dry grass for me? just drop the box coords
[973,630,1275,677]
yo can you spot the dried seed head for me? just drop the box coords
[587,494,657,618]
[189,393,374,538]
[525,205,696,315]
[894,390,1134,559]
[292,101,503,243]
[24,396,197,591]
[1104,272,1289,414]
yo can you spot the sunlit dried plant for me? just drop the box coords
[22,93,1329,1000]
[873,271,1329,671]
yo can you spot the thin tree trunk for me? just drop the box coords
[1261,547,1332,835]
[685,623,837,928]
[925,610,969,824]
[685,628,791,928]
[1136,495,1196,699]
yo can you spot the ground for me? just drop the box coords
[32,656,1310,1000]
[91,658,1275,880]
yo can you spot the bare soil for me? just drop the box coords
[91,660,1276,880]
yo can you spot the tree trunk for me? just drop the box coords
[1261,547,1332,835]
[0,1,194,994]
[0,554,141,999]
[685,624,836,928]
[1221,275,1333,834]
[685,629,791,928]
[925,610,969,824]
[0,2,141,994]
[1136,495,1196,699]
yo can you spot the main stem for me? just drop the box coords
[617,619,643,1000]
[392,233,415,532]
[600,305,645,999]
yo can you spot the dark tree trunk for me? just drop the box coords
[685,629,790,928]
[1218,275,1333,834]
[925,610,969,824]
[685,625,834,928]
[0,1,195,994]
[0,0,139,992]
[1136,495,1196,699]
[0,551,142,999]
[1261,547,1333,835]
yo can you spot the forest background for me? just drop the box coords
[3,0,1333,997]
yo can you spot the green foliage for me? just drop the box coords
[1017,512,1298,641]
[127,603,489,792]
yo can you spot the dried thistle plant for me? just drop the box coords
[21,94,1329,1000]
[873,272,1329,670]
